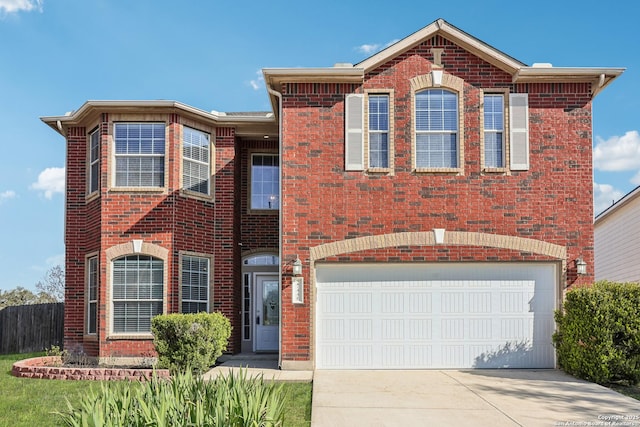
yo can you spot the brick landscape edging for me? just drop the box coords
[11,356,170,381]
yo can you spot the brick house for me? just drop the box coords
[42,19,622,369]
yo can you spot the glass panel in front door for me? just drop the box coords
[262,280,279,326]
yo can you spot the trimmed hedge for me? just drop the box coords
[553,281,640,385]
[152,312,231,374]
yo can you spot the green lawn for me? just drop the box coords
[0,353,312,427]
[609,383,640,401]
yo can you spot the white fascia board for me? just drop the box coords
[263,67,364,84]
[516,67,625,80]
[41,100,275,136]
[356,18,524,75]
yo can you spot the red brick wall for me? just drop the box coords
[239,140,279,252]
[63,114,243,358]
[279,36,595,361]
[64,126,91,354]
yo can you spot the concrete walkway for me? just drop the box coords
[203,354,313,382]
[311,369,640,427]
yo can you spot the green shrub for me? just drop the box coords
[56,369,285,427]
[152,312,231,373]
[553,281,640,385]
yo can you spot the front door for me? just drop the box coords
[255,274,279,352]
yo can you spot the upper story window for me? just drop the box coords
[251,154,279,210]
[368,94,389,168]
[114,123,165,188]
[415,89,458,168]
[483,94,505,168]
[181,255,209,314]
[182,127,211,195]
[112,255,163,334]
[344,91,394,172]
[89,128,100,194]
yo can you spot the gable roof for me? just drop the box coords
[263,18,624,113]
[355,18,525,75]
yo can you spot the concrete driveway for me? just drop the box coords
[311,369,640,426]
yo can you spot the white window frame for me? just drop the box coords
[368,94,389,168]
[113,122,166,188]
[482,92,506,170]
[415,88,459,169]
[180,254,210,314]
[111,255,164,334]
[250,153,279,210]
[86,255,98,335]
[89,128,100,194]
[410,72,465,174]
[366,92,394,172]
[182,126,211,196]
[345,91,395,173]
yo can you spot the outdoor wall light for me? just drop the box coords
[292,257,303,276]
[431,69,443,87]
[576,257,587,276]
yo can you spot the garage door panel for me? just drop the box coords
[409,319,432,339]
[409,293,432,313]
[316,263,557,369]
[349,319,372,340]
[469,293,491,313]
[469,318,492,339]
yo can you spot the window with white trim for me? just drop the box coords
[89,128,100,194]
[483,94,505,168]
[87,256,98,335]
[415,89,458,168]
[181,255,209,313]
[114,123,165,187]
[251,154,279,210]
[345,92,394,172]
[368,94,389,168]
[183,127,210,195]
[112,255,163,333]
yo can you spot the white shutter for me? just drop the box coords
[345,94,364,170]
[509,93,529,171]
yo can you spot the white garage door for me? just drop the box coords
[316,263,557,369]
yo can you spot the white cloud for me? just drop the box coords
[30,167,65,199]
[357,43,381,54]
[0,0,43,14]
[248,69,263,91]
[0,190,16,204]
[594,130,640,172]
[594,182,624,215]
[356,39,399,55]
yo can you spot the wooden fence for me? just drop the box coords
[0,303,64,354]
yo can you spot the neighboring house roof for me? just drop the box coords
[263,18,624,115]
[40,100,278,139]
[595,185,640,225]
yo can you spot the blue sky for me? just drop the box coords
[0,0,638,292]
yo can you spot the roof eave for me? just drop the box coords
[41,100,278,138]
[263,67,365,116]
[263,67,364,86]
[513,67,625,97]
